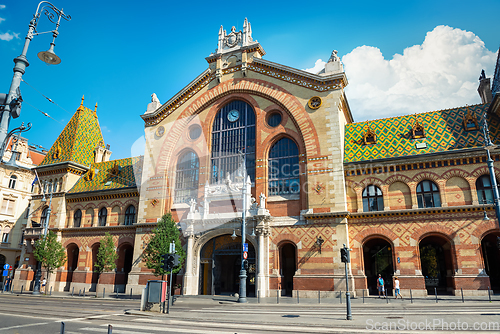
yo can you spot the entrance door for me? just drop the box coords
[481,232,500,292]
[280,243,296,296]
[363,238,394,296]
[419,235,453,294]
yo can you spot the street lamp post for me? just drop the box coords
[481,111,500,229]
[32,181,53,295]
[238,151,248,303]
[0,1,70,159]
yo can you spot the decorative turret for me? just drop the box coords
[318,50,344,76]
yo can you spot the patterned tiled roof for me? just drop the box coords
[39,103,104,167]
[68,156,143,194]
[344,103,500,163]
[492,47,500,97]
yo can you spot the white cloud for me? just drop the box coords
[0,18,4,24]
[308,25,497,121]
[0,5,6,9]
[0,32,19,41]
[304,59,326,74]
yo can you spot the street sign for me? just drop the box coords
[2,270,7,277]
[243,251,248,259]
[2,264,9,270]
[8,266,11,270]
[243,243,248,252]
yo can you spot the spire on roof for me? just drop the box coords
[492,47,500,97]
[39,100,105,167]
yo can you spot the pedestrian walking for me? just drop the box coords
[377,274,386,298]
[41,278,46,294]
[394,276,403,299]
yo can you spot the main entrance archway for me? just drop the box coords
[419,235,454,294]
[363,238,394,296]
[65,243,79,291]
[199,235,256,296]
[481,231,500,292]
[279,243,296,296]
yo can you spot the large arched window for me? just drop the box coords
[40,207,49,227]
[174,151,200,204]
[211,100,256,183]
[8,175,16,189]
[73,209,82,228]
[416,180,441,208]
[98,207,107,226]
[476,175,499,204]
[268,138,300,196]
[362,185,384,212]
[124,205,136,225]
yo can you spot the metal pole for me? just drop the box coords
[277,289,279,304]
[410,289,413,303]
[488,286,491,302]
[461,287,464,303]
[345,259,352,320]
[50,286,52,295]
[363,289,365,303]
[434,287,438,303]
[167,272,172,314]
[83,288,85,297]
[103,288,105,298]
[318,290,321,304]
[20,285,23,294]
[482,113,500,229]
[60,322,65,334]
[238,152,248,303]
[340,290,342,304]
[130,288,132,299]
[34,182,53,295]
[71,287,74,297]
[258,290,260,303]
[297,290,299,303]
[107,325,112,334]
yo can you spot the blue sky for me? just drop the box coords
[0,0,499,160]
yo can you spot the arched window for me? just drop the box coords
[268,138,300,196]
[362,185,384,212]
[8,175,16,189]
[416,180,441,208]
[40,207,49,227]
[211,100,256,183]
[53,181,58,193]
[476,175,500,204]
[73,209,82,228]
[124,205,135,225]
[98,207,107,226]
[174,151,199,204]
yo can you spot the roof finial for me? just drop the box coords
[80,95,84,107]
[94,102,98,112]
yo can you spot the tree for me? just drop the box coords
[33,231,66,283]
[143,213,185,276]
[94,232,119,279]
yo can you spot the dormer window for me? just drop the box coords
[363,127,377,145]
[463,107,479,131]
[412,120,425,139]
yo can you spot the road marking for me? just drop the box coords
[0,321,50,331]
[81,327,154,334]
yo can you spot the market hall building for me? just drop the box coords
[14,20,500,297]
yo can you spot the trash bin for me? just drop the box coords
[147,280,166,304]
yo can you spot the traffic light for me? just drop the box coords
[172,254,180,267]
[340,248,350,263]
[243,259,249,270]
[0,87,22,119]
[161,253,169,270]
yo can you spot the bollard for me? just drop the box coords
[258,290,260,304]
[83,288,86,297]
[50,286,52,296]
[60,322,65,334]
[103,288,105,299]
[434,287,438,303]
[130,288,132,299]
[107,324,112,334]
[277,290,280,304]
[20,285,23,294]
[386,294,389,303]
[410,289,413,303]
[340,290,342,304]
[318,290,321,304]
[488,286,491,302]
[297,290,299,304]
[71,287,74,297]
[79,289,81,297]
[363,290,365,304]
[461,288,464,302]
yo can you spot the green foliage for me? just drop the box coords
[420,245,439,278]
[143,213,185,276]
[33,231,66,280]
[95,232,119,274]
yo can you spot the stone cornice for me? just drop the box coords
[65,189,138,203]
[56,224,137,234]
[35,161,88,176]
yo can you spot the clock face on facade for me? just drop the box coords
[155,125,165,137]
[227,109,240,122]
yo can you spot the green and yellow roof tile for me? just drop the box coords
[344,103,500,163]
[39,97,104,167]
[68,156,143,194]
